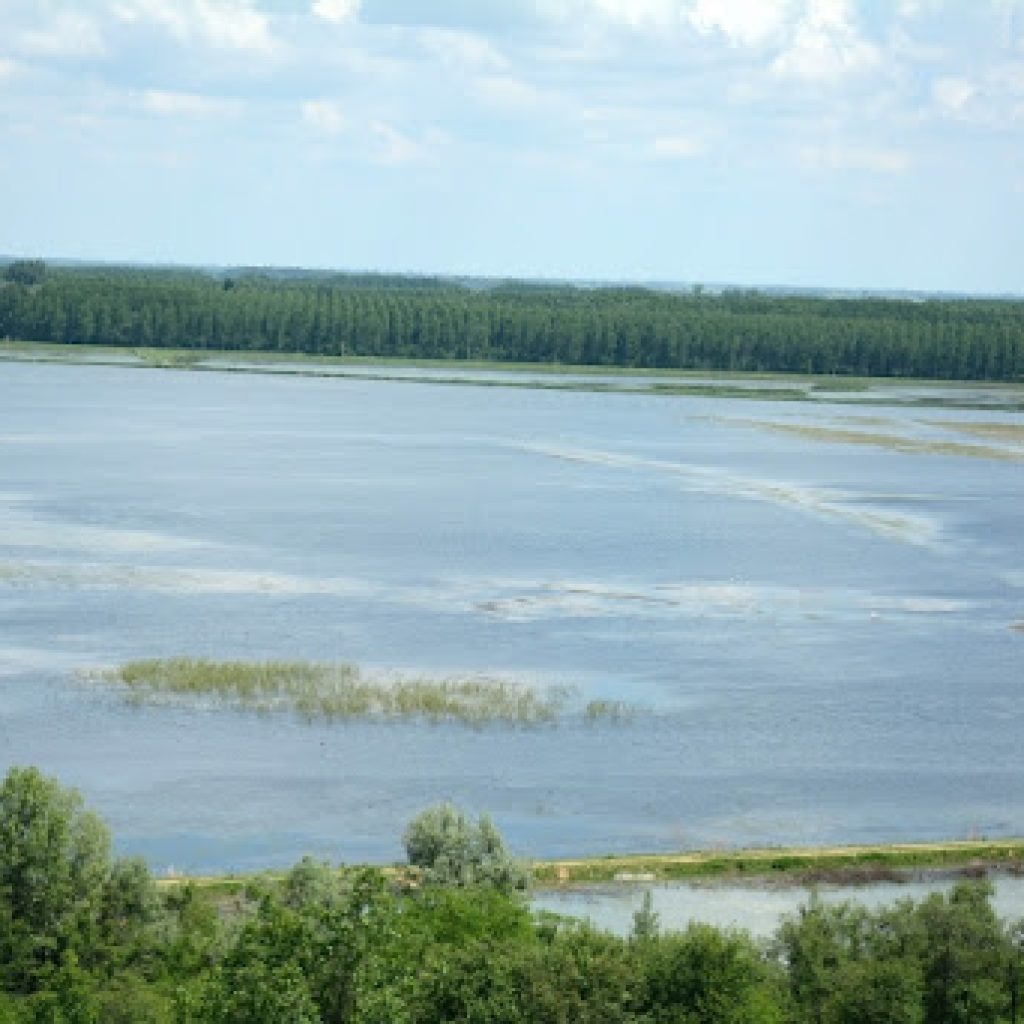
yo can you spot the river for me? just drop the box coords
[1,360,1021,872]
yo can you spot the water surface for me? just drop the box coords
[1,361,1021,871]
[533,875,1024,939]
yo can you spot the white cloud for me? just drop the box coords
[112,0,274,53]
[555,0,790,42]
[583,0,687,31]
[311,0,361,25]
[772,0,881,80]
[475,75,545,110]
[419,28,508,71]
[894,0,931,18]
[932,76,977,114]
[142,89,242,117]
[688,0,793,48]
[0,59,19,80]
[302,99,346,134]
[16,10,106,57]
[652,134,706,159]
[801,142,911,173]
[370,121,442,165]
[932,63,1024,124]
[887,26,947,64]
[991,62,1024,93]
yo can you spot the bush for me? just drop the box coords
[402,804,528,892]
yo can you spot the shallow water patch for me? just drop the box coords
[728,419,1023,462]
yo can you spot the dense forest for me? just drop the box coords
[2,766,1023,1024]
[1,261,1022,380]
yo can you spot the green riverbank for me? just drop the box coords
[156,838,1024,896]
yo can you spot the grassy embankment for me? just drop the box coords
[92,657,634,726]
[531,840,1024,885]
[159,838,1024,899]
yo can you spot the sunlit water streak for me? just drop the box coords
[521,443,942,546]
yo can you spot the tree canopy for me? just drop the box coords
[2,260,46,287]
[1,265,1021,381]
[1,765,1022,1023]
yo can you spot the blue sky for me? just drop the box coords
[1,0,1022,292]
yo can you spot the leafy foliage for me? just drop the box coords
[1,767,1022,1024]
[2,260,46,287]
[403,804,529,892]
[0,767,112,993]
[1,266,1021,380]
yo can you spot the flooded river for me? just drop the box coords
[1,361,1021,871]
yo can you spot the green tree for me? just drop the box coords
[631,890,660,944]
[403,804,528,892]
[0,768,112,993]
[640,923,783,1024]
[3,260,47,287]
[916,882,1010,1024]
[829,959,924,1024]
[178,897,320,1024]
[26,951,99,1024]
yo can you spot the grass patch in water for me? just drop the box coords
[133,348,204,369]
[734,420,1023,462]
[648,382,809,401]
[583,699,635,724]
[93,658,633,727]
[928,420,1024,443]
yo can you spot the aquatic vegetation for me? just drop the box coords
[92,658,634,727]
[732,419,1023,462]
[133,348,204,369]
[810,379,871,392]
[583,699,635,723]
[929,420,1024,444]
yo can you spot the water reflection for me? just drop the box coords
[534,875,1024,938]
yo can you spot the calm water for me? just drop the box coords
[533,875,1024,939]
[1,361,1021,872]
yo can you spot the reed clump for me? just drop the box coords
[584,699,635,723]
[96,658,624,726]
[929,420,1024,443]
[737,419,1023,462]
[133,348,204,369]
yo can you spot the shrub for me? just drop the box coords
[403,804,529,892]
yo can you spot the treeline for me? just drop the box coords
[1,264,1022,380]
[2,766,1023,1023]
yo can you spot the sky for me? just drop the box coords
[0,0,1022,293]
